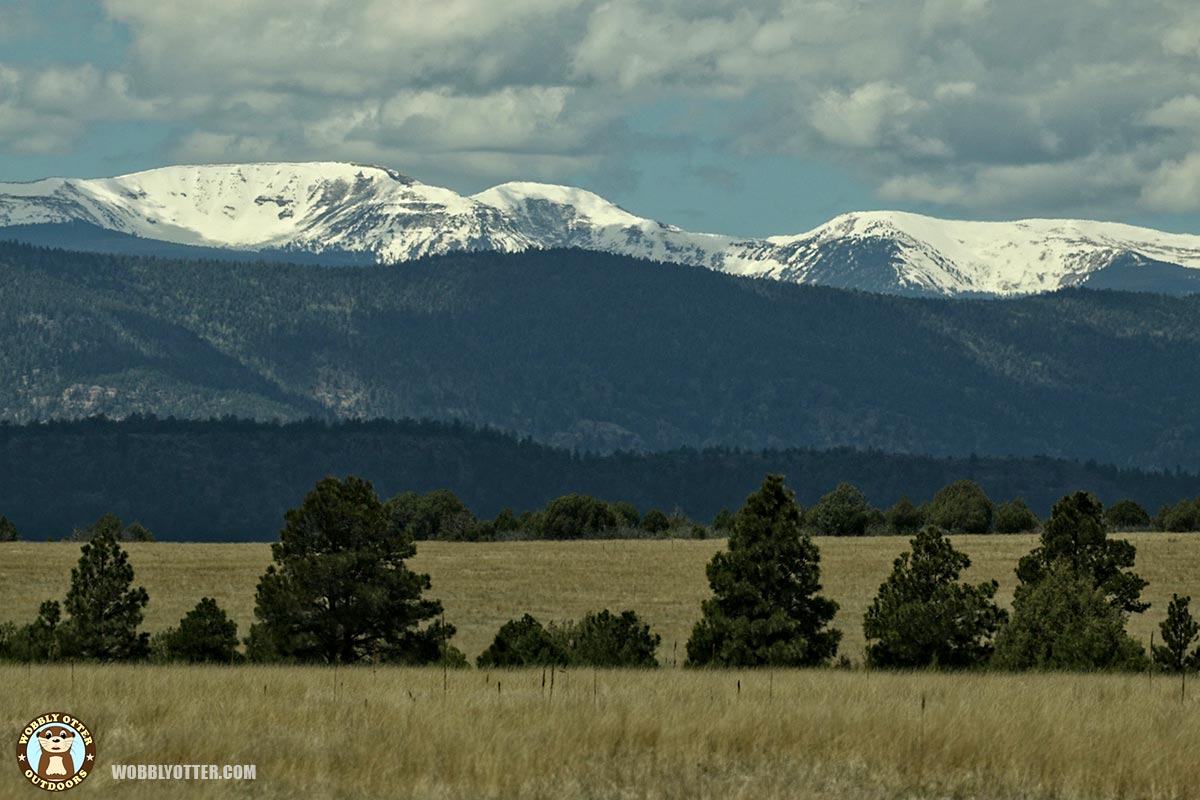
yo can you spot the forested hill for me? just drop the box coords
[2,241,1200,468]
[0,417,1195,541]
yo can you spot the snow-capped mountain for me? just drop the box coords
[3,162,1200,296]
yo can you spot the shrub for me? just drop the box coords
[863,527,1006,669]
[567,609,661,668]
[1105,499,1151,531]
[994,564,1146,671]
[641,509,670,534]
[122,521,155,542]
[69,512,122,542]
[1158,497,1200,532]
[687,475,840,667]
[0,515,18,542]
[610,502,641,528]
[810,482,877,537]
[0,622,15,659]
[885,497,924,536]
[925,480,994,534]
[387,489,478,541]
[712,508,735,532]
[994,498,1040,534]
[8,602,62,661]
[493,508,521,532]
[539,494,620,539]
[476,614,568,668]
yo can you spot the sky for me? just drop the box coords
[3,0,1200,237]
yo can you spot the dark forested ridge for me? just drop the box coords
[2,241,1200,468]
[0,417,1195,541]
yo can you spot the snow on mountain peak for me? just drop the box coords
[473,182,649,228]
[3,161,1200,296]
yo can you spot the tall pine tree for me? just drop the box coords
[687,475,840,667]
[60,529,150,660]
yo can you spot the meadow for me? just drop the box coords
[2,534,1199,661]
[2,664,1198,798]
[3,534,1200,799]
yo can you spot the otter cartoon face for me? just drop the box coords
[39,727,75,754]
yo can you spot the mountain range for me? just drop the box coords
[4,162,1200,297]
[2,241,1199,470]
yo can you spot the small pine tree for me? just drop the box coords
[712,508,735,532]
[70,512,123,542]
[1153,594,1200,672]
[925,480,994,534]
[1105,500,1151,531]
[476,614,568,668]
[641,509,670,534]
[994,498,1040,534]
[687,475,840,667]
[810,482,876,537]
[0,515,18,542]
[863,527,1007,668]
[568,609,661,667]
[610,502,641,528]
[885,497,924,536]
[121,521,155,542]
[160,598,240,663]
[13,601,63,661]
[60,530,150,660]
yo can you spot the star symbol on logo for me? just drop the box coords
[86,754,94,762]
[17,754,25,762]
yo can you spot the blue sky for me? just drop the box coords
[3,0,1200,237]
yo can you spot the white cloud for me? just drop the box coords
[0,0,1198,217]
[810,83,925,150]
[1141,152,1200,212]
[1144,95,1200,131]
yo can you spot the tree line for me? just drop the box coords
[3,418,1199,543]
[2,473,1199,673]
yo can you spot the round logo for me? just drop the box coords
[14,713,96,792]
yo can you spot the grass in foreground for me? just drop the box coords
[1,664,1195,799]
[3,534,1200,662]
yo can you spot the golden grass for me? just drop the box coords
[2,664,1199,799]
[4,535,1200,798]
[2,533,1199,662]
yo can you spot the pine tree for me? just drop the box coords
[161,597,240,663]
[248,476,455,664]
[687,475,840,667]
[863,526,1007,668]
[476,614,567,668]
[60,529,150,660]
[1153,594,1200,672]
[0,515,18,542]
[1016,492,1148,613]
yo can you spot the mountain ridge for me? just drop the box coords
[3,240,1200,469]
[4,161,1200,296]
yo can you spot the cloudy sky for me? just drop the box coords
[3,0,1200,236]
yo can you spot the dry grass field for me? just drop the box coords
[2,664,1198,799]
[3,535,1200,798]
[2,533,1199,661]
